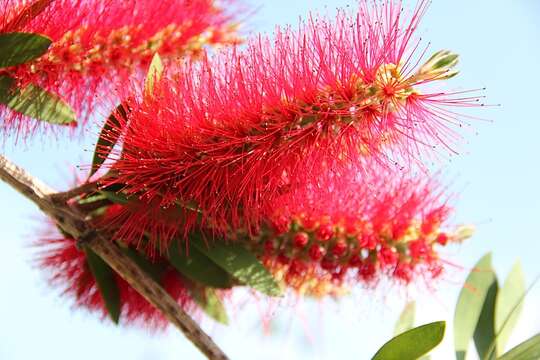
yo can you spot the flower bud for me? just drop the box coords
[293,232,310,248]
[452,225,475,243]
[416,50,460,81]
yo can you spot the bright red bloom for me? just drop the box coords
[0,0,240,136]
[245,165,467,297]
[34,234,197,329]
[104,0,482,246]
[98,200,198,255]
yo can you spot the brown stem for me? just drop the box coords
[0,154,229,360]
[49,180,99,204]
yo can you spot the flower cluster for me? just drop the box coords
[104,0,481,248]
[31,0,484,327]
[0,0,240,135]
[34,232,200,329]
[244,166,472,296]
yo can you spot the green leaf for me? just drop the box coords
[144,53,163,96]
[85,247,121,324]
[372,321,446,360]
[494,261,526,355]
[168,239,234,289]
[77,193,108,205]
[395,301,416,336]
[190,287,229,325]
[0,32,51,68]
[473,277,499,360]
[0,75,76,124]
[498,334,540,360]
[100,190,130,205]
[191,234,282,297]
[454,253,496,360]
[90,104,128,177]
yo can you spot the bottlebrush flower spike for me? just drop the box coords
[244,166,467,297]
[0,0,241,136]
[102,0,482,246]
[34,233,198,329]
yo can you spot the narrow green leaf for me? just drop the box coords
[168,239,234,289]
[473,278,499,360]
[100,190,130,205]
[372,321,446,360]
[0,75,76,124]
[90,104,127,177]
[454,253,496,360]
[494,261,526,355]
[191,234,282,297]
[190,287,229,325]
[0,32,51,68]
[144,53,163,96]
[85,247,121,324]
[77,193,108,205]
[498,334,540,360]
[395,301,416,336]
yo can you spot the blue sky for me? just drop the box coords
[1,1,539,359]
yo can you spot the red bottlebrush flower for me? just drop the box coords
[104,0,482,247]
[246,163,464,297]
[97,199,198,255]
[34,234,198,329]
[0,0,240,136]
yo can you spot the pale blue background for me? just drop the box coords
[1,1,539,359]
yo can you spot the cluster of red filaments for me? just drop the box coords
[14,22,239,80]
[105,0,483,248]
[34,235,198,329]
[253,213,459,297]
[0,0,240,133]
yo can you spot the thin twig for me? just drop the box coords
[0,154,229,360]
[49,180,100,204]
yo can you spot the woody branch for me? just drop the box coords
[0,154,228,360]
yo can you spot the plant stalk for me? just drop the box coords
[0,154,229,360]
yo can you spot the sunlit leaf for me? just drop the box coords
[473,277,499,360]
[498,333,540,360]
[190,286,229,325]
[85,247,121,324]
[144,53,163,96]
[191,234,282,296]
[0,32,51,68]
[454,253,496,360]
[77,193,107,205]
[168,239,234,289]
[90,104,128,177]
[100,190,130,205]
[495,261,526,355]
[372,321,446,360]
[0,75,76,124]
[395,301,416,336]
